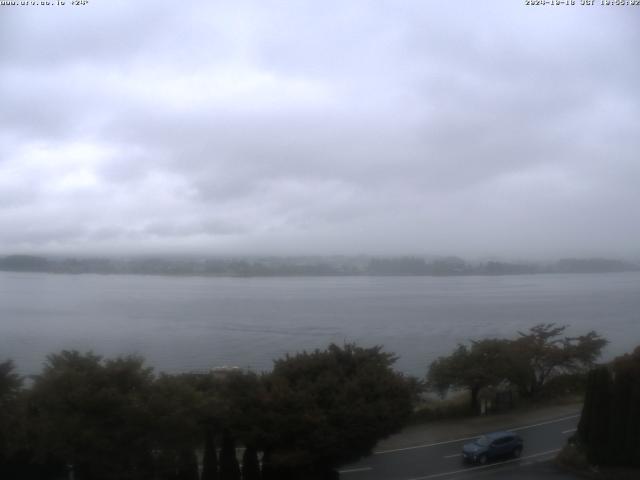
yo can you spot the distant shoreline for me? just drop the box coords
[1,254,638,278]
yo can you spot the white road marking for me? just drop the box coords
[512,414,580,432]
[339,467,373,474]
[375,436,479,455]
[406,448,561,480]
[562,428,577,434]
[443,453,461,459]
[374,414,580,455]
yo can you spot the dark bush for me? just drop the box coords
[538,373,587,400]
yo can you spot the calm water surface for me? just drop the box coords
[1,271,638,376]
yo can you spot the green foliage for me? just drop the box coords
[427,324,608,414]
[578,366,612,465]
[410,393,471,423]
[155,449,179,480]
[556,443,589,471]
[176,449,199,480]
[148,374,203,450]
[219,431,241,480]
[535,372,587,400]
[259,451,279,480]
[577,346,640,467]
[0,359,22,399]
[427,339,513,414]
[262,343,414,473]
[30,351,156,480]
[609,347,640,466]
[512,324,607,397]
[241,446,260,480]
[214,371,267,447]
[2,342,415,479]
[0,359,26,475]
[201,429,219,480]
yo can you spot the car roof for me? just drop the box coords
[484,431,516,439]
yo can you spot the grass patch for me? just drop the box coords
[556,443,640,480]
[409,392,471,423]
[556,443,590,471]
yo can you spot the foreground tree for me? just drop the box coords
[212,370,267,450]
[30,351,156,480]
[0,360,24,476]
[511,324,607,397]
[576,366,612,465]
[427,324,608,411]
[262,343,415,479]
[176,449,199,480]
[201,429,219,480]
[241,446,260,480]
[148,374,204,480]
[609,347,640,466]
[219,430,241,480]
[577,346,640,467]
[427,339,512,414]
[0,360,21,399]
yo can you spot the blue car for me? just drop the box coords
[461,431,523,465]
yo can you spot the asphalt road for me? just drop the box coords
[339,414,580,480]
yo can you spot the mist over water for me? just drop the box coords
[1,271,638,377]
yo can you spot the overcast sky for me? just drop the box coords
[1,1,639,258]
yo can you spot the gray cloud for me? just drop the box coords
[0,0,639,257]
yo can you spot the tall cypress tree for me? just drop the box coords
[611,347,640,466]
[156,449,179,480]
[201,430,218,480]
[578,348,640,467]
[261,452,293,480]
[259,451,275,480]
[577,368,597,444]
[609,363,632,465]
[176,449,199,480]
[241,446,260,480]
[629,376,640,467]
[578,366,612,465]
[219,431,240,480]
[629,372,640,467]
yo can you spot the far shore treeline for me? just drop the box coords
[1,254,639,277]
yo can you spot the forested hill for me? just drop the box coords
[0,255,638,277]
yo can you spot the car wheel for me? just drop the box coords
[478,454,488,465]
[513,447,522,458]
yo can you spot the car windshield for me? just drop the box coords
[475,436,490,446]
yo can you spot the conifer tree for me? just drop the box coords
[610,347,640,466]
[201,430,219,480]
[241,446,260,480]
[580,366,612,465]
[176,449,199,480]
[156,449,179,480]
[219,431,240,480]
[577,348,640,467]
[259,451,275,480]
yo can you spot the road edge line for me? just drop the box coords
[374,414,579,455]
[406,448,561,480]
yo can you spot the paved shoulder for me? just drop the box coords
[467,460,583,479]
[340,404,582,480]
[375,403,581,453]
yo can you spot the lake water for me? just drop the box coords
[1,271,638,377]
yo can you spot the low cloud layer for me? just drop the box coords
[1,1,639,258]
